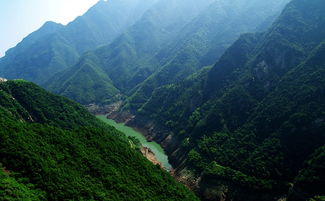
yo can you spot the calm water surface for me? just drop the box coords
[97,115,172,171]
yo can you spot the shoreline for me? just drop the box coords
[140,146,163,168]
[96,113,173,171]
[94,108,196,193]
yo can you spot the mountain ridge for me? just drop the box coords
[47,0,289,106]
[0,80,199,200]
[112,0,325,200]
[0,0,157,84]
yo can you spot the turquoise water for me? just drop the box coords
[97,115,172,171]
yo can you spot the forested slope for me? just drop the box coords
[126,0,289,110]
[0,0,156,84]
[46,0,216,104]
[125,0,325,200]
[47,0,288,106]
[0,80,198,201]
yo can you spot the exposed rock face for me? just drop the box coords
[90,102,194,189]
[125,114,187,169]
[171,168,201,191]
[89,102,187,170]
[140,146,163,168]
[86,102,122,115]
[104,108,184,167]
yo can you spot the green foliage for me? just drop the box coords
[0,80,104,129]
[46,53,120,105]
[0,81,198,201]
[310,196,325,201]
[128,136,142,149]
[45,0,289,106]
[288,146,325,201]
[203,162,276,191]
[124,0,325,200]
[0,0,324,200]
[0,0,156,84]
[47,0,218,104]
[127,0,289,110]
[0,167,45,201]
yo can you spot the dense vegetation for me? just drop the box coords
[0,0,324,200]
[0,0,156,84]
[0,165,44,201]
[126,0,289,110]
[122,0,325,200]
[46,0,218,104]
[0,80,198,200]
[46,0,288,105]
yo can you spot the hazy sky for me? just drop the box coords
[0,0,99,57]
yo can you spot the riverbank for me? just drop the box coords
[140,146,163,168]
[93,106,198,193]
[96,115,172,171]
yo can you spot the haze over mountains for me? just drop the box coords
[0,0,324,200]
[129,0,325,200]
[0,0,157,84]
[47,0,290,105]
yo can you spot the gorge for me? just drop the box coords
[97,115,172,171]
[0,0,324,200]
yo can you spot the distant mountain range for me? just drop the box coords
[0,0,324,200]
[0,0,157,84]
[125,0,325,200]
[45,0,289,105]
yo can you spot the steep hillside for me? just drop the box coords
[126,0,289,110]
[47,0,215,104]
[0,0,156,84]
[46,52,120,104]
[0,80,198,201]
[0,166,44,201]
[121,0,325,200]
[1,0,323,200]
[47,0,288,106]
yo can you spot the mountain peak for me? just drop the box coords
[39,21,64,33]
[86,0,110,11]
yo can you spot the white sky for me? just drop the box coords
[0,0,99,57]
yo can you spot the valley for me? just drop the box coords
[0,0,324,200]
[97,115,172,171]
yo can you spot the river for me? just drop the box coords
[97,115,172,171]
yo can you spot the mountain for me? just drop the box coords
[0,0,156,84]
[1,0,324,200]
[46,0,216,104]
[47,0,289,106]
[118,0,325,200]
[46,52,121,105]
[0,80,198,200]
[126,0,290,110]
